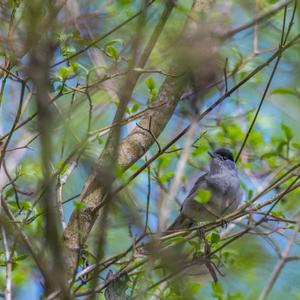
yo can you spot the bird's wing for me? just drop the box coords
[186,173,208,198]
[182,172,223,221]
[167,173,208,231]
[166,213,194,231]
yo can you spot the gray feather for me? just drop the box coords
[167,149,242,230]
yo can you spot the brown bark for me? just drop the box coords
[63,74,187,278]
[62,0,214,283]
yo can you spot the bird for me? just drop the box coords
[167,148,242,231]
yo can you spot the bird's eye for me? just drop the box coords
[222,156,227,160]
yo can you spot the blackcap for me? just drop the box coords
[168,148,242,230]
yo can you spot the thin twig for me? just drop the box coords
[0,82,26,168]
[222,0,293,38]
[0,195,51,282]
[1,227,12,300]
[144,158,151,234]
[235,2,295,162]
[258,215,300,300]
[50,0,156,68]
[56,159,80,229]
[136,117,162,153]
[111,33,300,199]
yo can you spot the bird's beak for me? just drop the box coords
[208,151,215,158]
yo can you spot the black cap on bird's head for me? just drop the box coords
[208,148,234,162]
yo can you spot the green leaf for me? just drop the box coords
[195,188,211,204]
[70,62,79,73]
[5,187,15,198]
[181,175,187,183]
[150,88,157,97]
[105,39,124,47]
[145,76,155,91]
[131,103,140,114]
[117,0,133,5]
[8,200,19,209]
[227,124,244,142]
[271,87,299,96]
[129,164,140,172]
[157,155,172,169]
[60,45,76,58]
[227,291,244,300]
[74,201,85,211]
[20,201,32,210]
[212,282,224,299]
[58,66,73,79]
[106,45,119,61]
[57,32,72,43]
[158,170,175,183]
[271,210,285,218]
[248,130,263,146]
[247,189,253,200]
[261,151,277,159]
[57,85,69,93]
[14,255,28,262]
[55,161,68,175]
[210,232,220,244]
[97,136,104,145]
[281,123,293,141]
[277,140,286,153]
[12,269,27,284]
[18,160,42,179]
[292,143,300,149]
[190,282,201,293]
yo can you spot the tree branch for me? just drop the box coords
[258,215,300,300]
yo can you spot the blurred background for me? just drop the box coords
[1,0,300,299]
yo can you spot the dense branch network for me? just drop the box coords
[0,0,299,299]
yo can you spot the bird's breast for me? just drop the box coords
[206,173,238,193]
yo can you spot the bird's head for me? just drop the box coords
[208,148,236,173]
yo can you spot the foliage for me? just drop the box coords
[0,0,300,299]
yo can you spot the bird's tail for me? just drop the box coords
[166,213,192,233]
[139,214,191,254]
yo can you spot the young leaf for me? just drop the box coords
[281,123,293,141]
[210,232,220,244]
[105,39,124,47]
[106,45,120,61]
[195,189,211,204]
[74,200,85,211]
[271,87,298,96]
[58,66,73,79]
[212,282,224,299]
[145,76,155,90]
[292,143,300,149]
[131,103,140,113]
[60,45,76,58]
